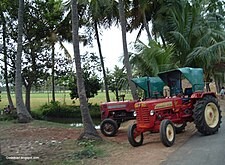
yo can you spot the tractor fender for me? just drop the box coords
[191,92,216,99]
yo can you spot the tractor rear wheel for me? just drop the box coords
[193,95,222,135]
[160,119,176,147]
[174,122,187,134]
[128,124,143,147]
[100,118,118,137]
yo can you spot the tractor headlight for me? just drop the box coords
[150,110,155,116]
[133,111,137,117]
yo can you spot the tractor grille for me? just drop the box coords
[136,107,150,124]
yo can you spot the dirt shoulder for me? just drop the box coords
[1,100,224,165]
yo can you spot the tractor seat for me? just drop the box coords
[182,88,193,102]
[184,88,193,97]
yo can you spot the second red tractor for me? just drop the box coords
[100,76,164,136]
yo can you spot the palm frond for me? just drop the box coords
[58,40,72,60]
[130,40,175,76]
[186,40,225,68]
[169,31,190,51]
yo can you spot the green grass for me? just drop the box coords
[0,120,16,128]
[31,119,74,128]
[0,91,132,111]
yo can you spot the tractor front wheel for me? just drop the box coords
[128,124,143,147]
[100,118,118,137]
[193,95,222,135]
[160,119,176,147]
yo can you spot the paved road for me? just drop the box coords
[161,117,225,165]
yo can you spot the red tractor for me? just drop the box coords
[128,67,222,147]
[100,77,165,136]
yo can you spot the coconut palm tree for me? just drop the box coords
[86,0,119,102]
[15,0,32,123]
[128,0,157,41]
[35,0,72,102]
[176,1,225,90]
[0,6,15,110]
[118,0,138,100]
[152,0,225,91]
[71,0,101,140]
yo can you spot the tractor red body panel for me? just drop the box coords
[134,94,204,133]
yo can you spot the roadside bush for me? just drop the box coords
[0,109,17,121]
[31,111,44,120]
[38,101,101,119]
[88,103,101,118]
[40,101,80,118]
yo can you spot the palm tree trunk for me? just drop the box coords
[214,75,220,94]
[51,43,55,102]
[143,12,152,41]
[94,21,110,102]
[205,73,211,92]
[2,12,14,110]
[16,0,32,123]
[118,0,138,100]
[72,0,101,140]
[115,87,119,101]
[25,84,31,113]
[160,32,166,47]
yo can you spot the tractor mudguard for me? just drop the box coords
[191,92,217,99]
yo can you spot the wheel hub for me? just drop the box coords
[104,124,113,132]
[205,103,219,128]
[166,124,174,141]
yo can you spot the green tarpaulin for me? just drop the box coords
[132,77,165,98]
[158,67,204,93]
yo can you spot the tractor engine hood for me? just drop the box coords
[101,100,137,110]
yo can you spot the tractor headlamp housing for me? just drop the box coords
[150,110,155,116]
[133,111,137,117]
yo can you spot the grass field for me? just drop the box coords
[0,91,132,111]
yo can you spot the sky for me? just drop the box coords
[63,26,148,71]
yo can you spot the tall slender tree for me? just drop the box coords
[15,0,32,123]
[71,0,101,140]
[1,11,15,110]
[87,0,116,102]
[0,0,18,110]
[118,0,138,100]
[35,0,71,102]
[81,0,119,102]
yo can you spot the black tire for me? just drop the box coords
[174,122,187,134]
[128,124,143,147]
[193,95,222,135]
[100,118,118,137]
[160,119,176,147]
